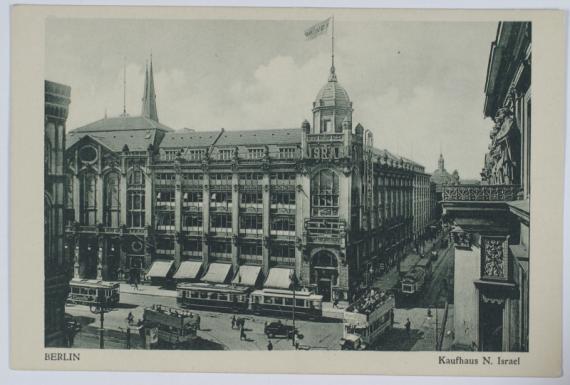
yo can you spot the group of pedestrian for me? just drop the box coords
[231,315,247,341]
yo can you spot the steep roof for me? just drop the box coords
[71,115,174,133]
[160,128,302,149]
[67,129,157,152]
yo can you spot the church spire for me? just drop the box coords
[141,54,159,122]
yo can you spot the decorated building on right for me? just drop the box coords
[442,21,530,351]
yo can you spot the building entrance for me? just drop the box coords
[311,250,339,303]
[479,300,504,351]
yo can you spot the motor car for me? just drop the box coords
[340,334,367,350]
[264,321,301,339]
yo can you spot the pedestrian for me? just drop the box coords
[390,309,395,327]
[126,327,131,349]
[231,315,236,329]
[196,314,201,330]
[267,340,273,351]
[405,318,411,338]
[240,327,246,341]
[127,312,134,325]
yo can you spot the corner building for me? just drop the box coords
[45,80,71,346]
[442,22,530,351]
[65,62,434,303]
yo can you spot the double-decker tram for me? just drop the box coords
[67,278,120,306]
[342,289,395,350]
[143,305,199,349]
[176,282,252,313]
[250,288,323,319]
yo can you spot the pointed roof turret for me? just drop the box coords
[141,55,159,122]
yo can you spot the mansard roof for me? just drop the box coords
[160,128,302,149]
[71,115,174,133]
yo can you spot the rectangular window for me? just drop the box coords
[182,213,202,229]
[210,191,232,204]
[270,216,296,233]
[127,190,145,228]
[210,213,232,229]
[271,191,296,205]
[183,191,203,204]
[156,190,175,207]
[240,214,263,230]
[240,242,262,256]
[240,191,263,205]
[248,148,264,159]
[183,150,206,161]
[217,150,232,160]
[156,210,175,230]
[211,240,232,254]
[270,243,296,266]
[278,147,297,159]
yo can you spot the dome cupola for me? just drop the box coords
[312,65,353,134]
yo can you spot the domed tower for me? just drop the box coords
[312,65,353,134]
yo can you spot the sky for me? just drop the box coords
[46,18,498,179]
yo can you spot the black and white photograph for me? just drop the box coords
[43,15,533,354]
[5,4,565,379]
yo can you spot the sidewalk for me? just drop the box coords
[120,283,177,298]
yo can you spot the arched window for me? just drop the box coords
[103,172,120,227]
[127,168,145,228]
[79,173,97,225]
[311,169,339,217]
[44,140,52,174]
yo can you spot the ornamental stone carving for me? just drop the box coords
[481,236,509,280]
[451,228,472,249]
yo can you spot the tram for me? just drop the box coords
[250,288,323,319]
[176,282,252,313]
[401,267,427,296]
[143,305,199,348]
[67,278,120,306]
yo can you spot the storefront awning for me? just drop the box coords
[232,265,261,286]
[147,260,174,278]
[173,261,203,280]
[264,268,293,289]
[201,263,232,284]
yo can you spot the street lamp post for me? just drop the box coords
[289,269,298,348]
[90,292,112,349]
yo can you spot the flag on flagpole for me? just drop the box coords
[304,17,331,40]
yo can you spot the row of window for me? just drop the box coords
[160,147,299,162]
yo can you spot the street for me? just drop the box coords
[66,237,454,352]
[370,234,455,351]
[66,291,343,351]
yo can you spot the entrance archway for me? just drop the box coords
[311,250,339,302]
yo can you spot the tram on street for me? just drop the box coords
[143,305,199,348]
[67,278,120,306]
[401,266,427,296]
[342,290,395,349]
[176,282,252,313]
[250,288,324,319]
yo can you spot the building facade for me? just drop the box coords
[442,21,530,351]
[45,80,71,346]
[64,60,434,303]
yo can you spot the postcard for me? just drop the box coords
[10,5,565,376]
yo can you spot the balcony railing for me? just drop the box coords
[442,184,521,202]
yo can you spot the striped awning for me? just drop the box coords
[173,261,203,280]
[264,268,294,289]
[232,265,261,287]
[147,260,174,278]
[201,263,232,284]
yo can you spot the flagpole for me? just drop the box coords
[331,15,335,69]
